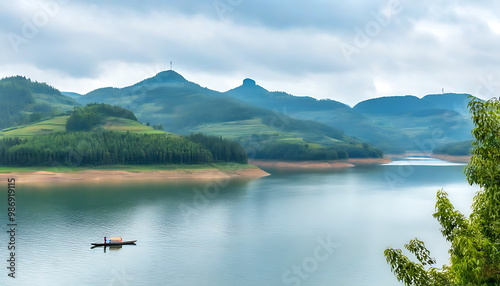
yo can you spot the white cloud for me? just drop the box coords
[0,0,499,106]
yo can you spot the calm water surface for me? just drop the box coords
[1,157,477,285]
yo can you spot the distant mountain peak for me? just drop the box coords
[243,78,256,86]
[152,70,187,83]
[127,70,188,90]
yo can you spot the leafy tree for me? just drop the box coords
[186,133,248,164]
[152,124,163,130]
[66,103,137,131]
[28,112,43,123]
[384,97,500,285]
[252,141,382,161]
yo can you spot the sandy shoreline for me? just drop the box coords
[0,154,468,184]
[0,168,270,184]
[249,157,392,169]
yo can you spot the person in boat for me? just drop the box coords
[104,236,107,244]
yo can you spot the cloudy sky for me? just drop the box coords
[1,0,499,106]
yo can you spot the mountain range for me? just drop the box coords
[224,77,473,152]
[1,70,476,156]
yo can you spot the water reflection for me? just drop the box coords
[385,156,466,166]
[2,164,478,286]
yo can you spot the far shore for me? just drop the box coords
[430,154,472,163]
[0,154,471,184]
[0,165,270,184]
[249,157,392,169]
[385,152,472,163]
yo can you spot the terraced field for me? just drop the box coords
[101,117,176,136]
[0,116,175,138]
[189,118,346,147]
[0,116,69,138]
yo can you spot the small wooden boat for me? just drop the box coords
[91,240,137,247]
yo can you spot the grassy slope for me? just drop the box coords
[189,118,277,139]
[101,117,176,136]
[189,118,347,148]
[0,117,258,171]
[0,116,69,138]
[0,116,177,138]
[33,92,77,112]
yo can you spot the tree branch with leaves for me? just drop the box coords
[384,97,500,285]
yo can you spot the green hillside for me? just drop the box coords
[0,103,174,138]
[224,79,475,152]
[224,78,350,112]
[422,93,472,115]
[0,104,249,167]
[76,71,383,160]
[0,116,68,138]
[353,95,433,115]
[433,140,473,156]
[0,73,476,155]
[0,76,79,129]
[61,91,83,99]
[0,116,170,139]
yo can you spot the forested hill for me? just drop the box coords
[0,103,249,167]
[74,71,384,160]
[353,95,433,115]
[433,140,473,156]
[352,93,473,115]
[1,72,476,156]
[0,76,79,129]
[224,77,475,153]
[0,131,248,167]
[66,103,137,131]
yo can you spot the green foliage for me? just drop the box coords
[260,114,344,140]
[334,142,383,158]
[384,239,444,286]
[66,103,137,131]
[253,142,345,161]
[78,72,381,159]
[354,95,433,115]
[384,97,500,285]
[0,76,60,96]
[80,103,137,121]
[152,124,163,130]
[66,111,105,132]
[433,140,473,156]
[28,112,44,123]
[0,130,247,167]
[0,116,69,139]
[0,75,79,129]
[186,133,248,164]
[0,84,35,128]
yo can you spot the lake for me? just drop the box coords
[1,157,477,285]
